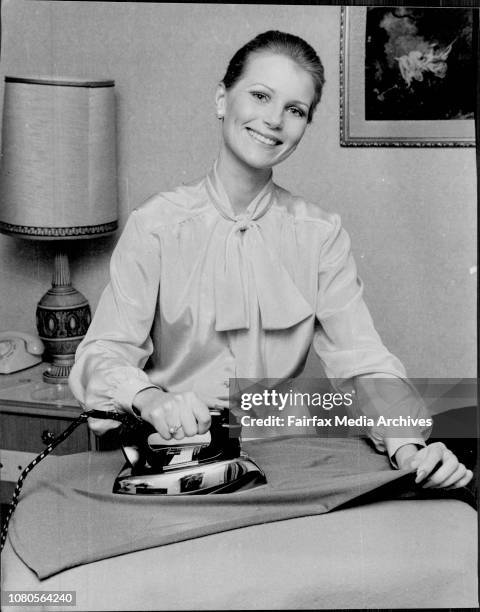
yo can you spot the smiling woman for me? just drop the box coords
[69,30,472,492]
[215,53,315,187]
[214,31,324,212]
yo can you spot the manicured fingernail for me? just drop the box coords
[415,470,426,483]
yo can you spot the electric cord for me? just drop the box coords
[0,409,133,553]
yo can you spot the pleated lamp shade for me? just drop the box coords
[0,76,118,383]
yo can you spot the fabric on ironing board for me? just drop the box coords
[7,436,472,580]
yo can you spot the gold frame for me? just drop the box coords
[339,6,476,148]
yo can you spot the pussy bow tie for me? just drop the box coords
[206,167,313,332]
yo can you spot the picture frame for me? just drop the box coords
[340,6,476,147]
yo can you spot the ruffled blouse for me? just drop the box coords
[69,164,429,459]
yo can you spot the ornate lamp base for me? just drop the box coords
[36,252,91,384]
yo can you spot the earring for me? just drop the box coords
[216,112,224,120]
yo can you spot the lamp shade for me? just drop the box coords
[0,76,118,239]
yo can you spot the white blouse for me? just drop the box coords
[69,163,428,460]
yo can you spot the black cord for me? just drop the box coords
[0,409,133,553]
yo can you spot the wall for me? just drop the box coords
[0,1,476,378]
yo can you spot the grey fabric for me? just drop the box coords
[7,436,466,579]
[3,500,477,610]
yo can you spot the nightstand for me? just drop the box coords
[0,363,102,504]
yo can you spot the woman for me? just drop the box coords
[69,30,472,490]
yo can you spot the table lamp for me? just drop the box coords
[0,76,118,383]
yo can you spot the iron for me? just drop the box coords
[113,408,267,495]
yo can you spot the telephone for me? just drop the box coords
[0,332,44,374]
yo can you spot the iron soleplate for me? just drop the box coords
[113,452,267,495]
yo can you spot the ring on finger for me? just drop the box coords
[169,424,182,435]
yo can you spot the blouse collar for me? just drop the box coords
[206,162,275,225]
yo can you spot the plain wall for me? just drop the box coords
[0,1,476,378]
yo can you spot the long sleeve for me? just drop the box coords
[69,208,161,414]
[313,214,431,460]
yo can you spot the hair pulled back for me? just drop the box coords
[221,30,325,123]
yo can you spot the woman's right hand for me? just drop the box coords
[133,387,211,441]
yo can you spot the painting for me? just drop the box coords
[340,6,476,147]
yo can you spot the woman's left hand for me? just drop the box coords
[394,442,473,489]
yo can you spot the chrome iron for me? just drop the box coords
[113,408,267,495]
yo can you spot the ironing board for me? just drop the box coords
[1,432,478,610]
[1,499,477,610]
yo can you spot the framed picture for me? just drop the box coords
[340,6,476,147]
